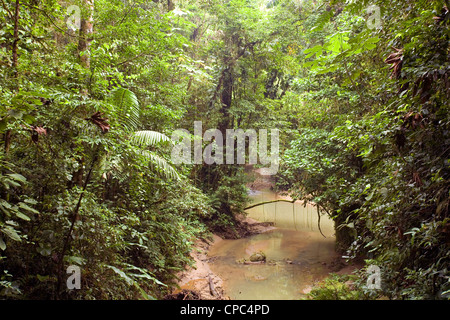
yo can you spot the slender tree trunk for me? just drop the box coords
[56,154,98,298]
[4,130,11,154]
[5,0,20,154]
[12,0,19,71]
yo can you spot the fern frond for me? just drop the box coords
[109,87,141,132]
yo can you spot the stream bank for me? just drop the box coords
[167,169,359,300]
[166,215,276,300]
[169,215,357,300]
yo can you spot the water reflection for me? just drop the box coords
[208,189,336,300]
[246,190,335,237]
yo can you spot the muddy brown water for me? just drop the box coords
[208,190,337,300]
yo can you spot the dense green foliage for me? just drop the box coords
[276,0,449,299]
[0,0,217,299]
[0,0,448,300]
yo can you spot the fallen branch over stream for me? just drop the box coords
[243,199,295,210]
[244,198,328,239]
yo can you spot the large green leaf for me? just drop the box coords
[0,236,6,251]
[14,210,30,221]
[18,202,39,214]
[106,265,134,285]
[1,226,21,242]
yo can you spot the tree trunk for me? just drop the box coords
[4,130,11,154]
[78,0,94,68]
[73,0,94,186]
[219,66,233,133]
[167,0,174,11]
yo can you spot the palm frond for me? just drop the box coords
[109,87,141,132]
[138,150,180,180]
[131,130,171,146]
[108,88,179,180]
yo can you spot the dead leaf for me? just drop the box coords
[85,111,110,133]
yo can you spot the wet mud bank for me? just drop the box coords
[166,215,274,300]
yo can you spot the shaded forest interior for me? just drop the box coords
[0,0,448,300]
